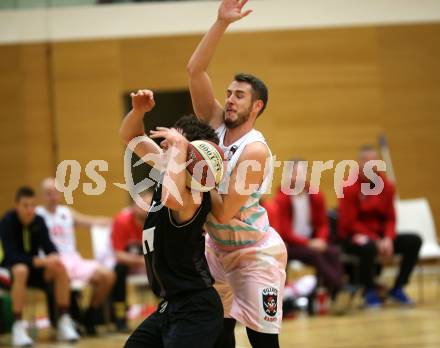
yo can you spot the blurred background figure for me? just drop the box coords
[110,190,152,332]
[1,187,79,346]
[37,178,115,335]
[264,159,346,313]
[338,145,422,308]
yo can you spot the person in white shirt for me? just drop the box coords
[36,178,115,335]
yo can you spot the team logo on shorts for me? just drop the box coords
[262,287,278,318]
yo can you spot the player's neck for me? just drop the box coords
[171,193,202,224]
[223,123,253,147]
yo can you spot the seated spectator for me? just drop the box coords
[338,145,422,308]
[264,160,345,304]
[1,186,79,347]
[111,190,152,331]
[36,178,116,335]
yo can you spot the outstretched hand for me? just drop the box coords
[131,89,155,113]
[150,127,188,151]
[218,0,252,24]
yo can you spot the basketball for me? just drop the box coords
[185,140,225,192]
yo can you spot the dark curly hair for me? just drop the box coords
[174,114,219,144]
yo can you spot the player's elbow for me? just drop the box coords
[212,211,231,224]
[186,62,193,75]
[210,201,235,224]
[217,216,230,224]
[119,127,139,146]
[186,61,202,77]
[119,127,131,145]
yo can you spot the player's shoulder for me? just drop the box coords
[55,205,73,217]
[240,141,269,162]
[1,210,16,225]
[55,205,74,221]
[381,174,395,188]
[380,176,395,198]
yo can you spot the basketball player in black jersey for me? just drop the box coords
[120,89,223,348]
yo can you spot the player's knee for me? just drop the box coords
[408,234,422,251]
[93,267,114,286]
[50,261,66,275]
[91,268,105,284]
[12,263,29,281]
[104,269,116,286]
[50,263,68,281]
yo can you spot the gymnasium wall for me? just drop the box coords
[1,23,439,256]
[0,44,54,210]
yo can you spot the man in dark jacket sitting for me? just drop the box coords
[1,186,79,346]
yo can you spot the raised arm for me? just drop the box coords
[186,0,252,128]
[119,89,163,168]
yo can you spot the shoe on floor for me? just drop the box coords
[12,320,33,347]
[364,289,382,309]
[331,286,356,315]
[84,307,100,336]
[115,318,130,333]
[57,314,80,342]
[389,287,414,305]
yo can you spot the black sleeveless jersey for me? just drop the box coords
[142,183,214,299]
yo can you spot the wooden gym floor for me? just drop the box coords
[1,276,439,348]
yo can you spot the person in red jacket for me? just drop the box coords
[338,145,422,307]
[265,160,344,298]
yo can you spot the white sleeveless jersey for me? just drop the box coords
[205,124,274,248]
[36,205,77,255]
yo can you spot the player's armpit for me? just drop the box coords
[210,142,269,224]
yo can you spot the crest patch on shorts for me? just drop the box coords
[262,287,278,321]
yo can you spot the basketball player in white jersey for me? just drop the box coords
[37,178,116,335]
[187,1,287,347]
